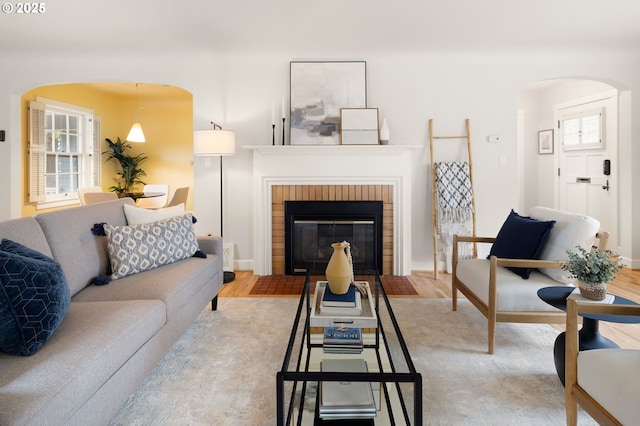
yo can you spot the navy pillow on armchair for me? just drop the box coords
[488,210,556,279]
[0,239,71,356]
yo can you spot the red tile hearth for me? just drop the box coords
[249,275,417,296]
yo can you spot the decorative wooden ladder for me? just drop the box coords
[429,119,477,279]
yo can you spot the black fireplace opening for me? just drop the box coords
[284,201,383,275]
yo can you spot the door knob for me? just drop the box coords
[602,179,610,191]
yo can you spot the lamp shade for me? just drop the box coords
[193,129,236,156]
[126,122,146,143]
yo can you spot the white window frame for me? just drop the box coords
[29,97,101,209]
[559,106,604,151]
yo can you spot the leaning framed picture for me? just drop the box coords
[340,108,379,145]
[538,129,554,154]
[290,61,367,145]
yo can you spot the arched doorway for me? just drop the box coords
[20,82,193,216]
[518,78,622,252]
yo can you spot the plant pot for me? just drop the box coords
[325,242,353,295]
[578,280,607,301]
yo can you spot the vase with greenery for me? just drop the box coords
[560,246,625,300]
[103,137,148,195]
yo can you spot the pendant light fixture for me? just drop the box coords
[126,83,145,143]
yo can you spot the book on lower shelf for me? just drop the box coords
[319,358,376,420]
[323,327,363,354]
[323,327,362,344]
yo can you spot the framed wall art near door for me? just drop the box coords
[538,129,554,154]
[290,61,367,145]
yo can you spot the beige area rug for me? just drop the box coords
[109,298,597,425]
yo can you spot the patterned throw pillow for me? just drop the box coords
[105,213,199,279]
[0,239,71,356]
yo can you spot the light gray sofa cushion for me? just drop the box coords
[72,255,221,321]
[0,216,52,257]
[0,299,165,426]
[34,198,135,296]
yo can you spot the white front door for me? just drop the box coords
[556,93,618,250]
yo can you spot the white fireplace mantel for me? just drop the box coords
[245,145,421,275]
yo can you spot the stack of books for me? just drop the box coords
[319,359,376,421]
[323,327,363,354]
[320,284,362,316]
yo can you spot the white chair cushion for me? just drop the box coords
[456,259,566,311]
[124,203,185,225]
[528,206,600,284]
[578,349,640,425]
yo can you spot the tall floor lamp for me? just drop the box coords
[194,123,236,283]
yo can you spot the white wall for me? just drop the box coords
[1,48,639,269]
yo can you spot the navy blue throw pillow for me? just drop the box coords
[0,239,71,356]
[488,210,556,279]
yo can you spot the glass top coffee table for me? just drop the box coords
[276,271,422,425]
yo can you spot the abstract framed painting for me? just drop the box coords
[290,61,367,145]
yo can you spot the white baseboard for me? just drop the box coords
[234,259,253,271]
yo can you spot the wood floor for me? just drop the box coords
[218,268,640,348]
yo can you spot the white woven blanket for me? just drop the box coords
[434,161,474,256]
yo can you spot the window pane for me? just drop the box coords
[45,175,56,192]
[58,156,70,173]
[57,134,67,152]
[54,113,66,131]
[71,174,79,192]
[46,131,53,151]
[59,174,71,193]
[69,134,78,152]
[582,115,600,145]
[69,116,79,133]
[46,155,56,173]
[563,118,580,146]
[45,112,53,130]
[72,156,79,172]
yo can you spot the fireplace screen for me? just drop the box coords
[285,201,383,275]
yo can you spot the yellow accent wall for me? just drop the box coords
[21,83,193,216]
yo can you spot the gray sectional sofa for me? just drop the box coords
[0,198,224,425]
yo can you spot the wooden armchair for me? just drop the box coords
[566,299,640,425]
[452,206,607,354]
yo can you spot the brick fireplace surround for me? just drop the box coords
[271,184,394,275]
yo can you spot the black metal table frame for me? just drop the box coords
[276,271,423,425]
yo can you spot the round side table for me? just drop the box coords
[537,286,640,385]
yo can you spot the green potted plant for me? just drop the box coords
[103,137,148,195]
[560,246,625,300]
